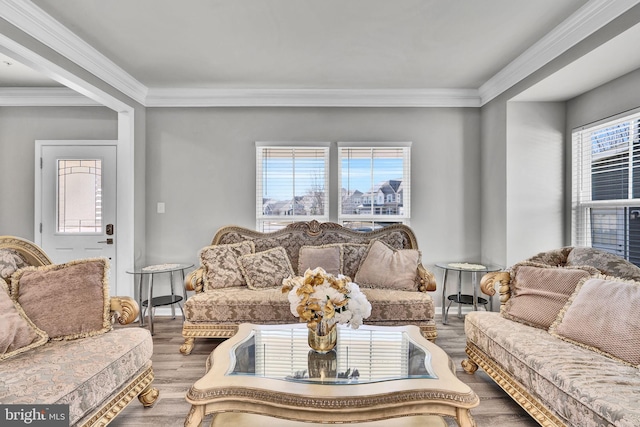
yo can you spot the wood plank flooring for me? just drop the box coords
[108,314,539,427]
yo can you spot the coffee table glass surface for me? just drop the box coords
[185,323,479,427]
[228,325,437,384]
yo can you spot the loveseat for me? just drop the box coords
[180,220,438,354]
[0,236,158,427]
[462,246,640,427]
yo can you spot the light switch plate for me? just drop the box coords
[157,202,165,214]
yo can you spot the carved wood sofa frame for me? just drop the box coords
[0,235,159,427]
[180,220,438,355]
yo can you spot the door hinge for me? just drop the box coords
[40,157,43,169]
[39,223,42,233]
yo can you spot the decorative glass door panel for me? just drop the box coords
[57,159,102,233]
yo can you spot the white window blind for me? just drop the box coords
[572,111,640,265]
[338,144,411,230]
[256,144,330,232]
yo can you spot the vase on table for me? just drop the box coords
[308,319,337,353]
[308,349,337,380]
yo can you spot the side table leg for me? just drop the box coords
[170,270,176,319]
[148,274,155,336]
[138,274,145,326]
[441,269,449,324]
[457,270,463,319]
[472,272,478,311]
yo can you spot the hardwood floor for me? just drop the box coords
[108,314,538,427]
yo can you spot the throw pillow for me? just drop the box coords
[550,276,640,367]
[502,262,599,330]
[0,248,28,285]
[11,258,111,340]
[238,247,295,290]
[0,280,48,361]
[354,240,420,291]
[199,241,255,290]
[298,245,342,276]
[341,243,368,280]
[566,246,640,281]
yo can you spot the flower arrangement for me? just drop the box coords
[282,267,372,331]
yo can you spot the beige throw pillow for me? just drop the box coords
[502,262,598,330]
[199,241,255,290]
[0,281,48,360]
[298,245,342,276]
[354,240,420,291]
[11,258,111,340]
[238,247,295,290]
[550,276,640,367]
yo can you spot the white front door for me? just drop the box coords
[36,142,117,288]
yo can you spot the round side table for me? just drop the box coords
[435,262,501,325]
[126,263,194,335]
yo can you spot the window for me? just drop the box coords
[572,112,640,265]
[57,159,102,233]
[256,144,330,232]
[339,143,411,231]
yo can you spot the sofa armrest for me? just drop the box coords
[110,296,139,325]
[480,271,512,304]
[185,267,205,293]
[417,264,437,292]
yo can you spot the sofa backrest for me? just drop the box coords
[211,220,419,275]
[0,236,52,286]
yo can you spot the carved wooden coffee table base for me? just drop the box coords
[185,323,478,427]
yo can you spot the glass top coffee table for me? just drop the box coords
[185,323,479,427]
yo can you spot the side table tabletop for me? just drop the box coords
[435,262,502,325]
[126,263,194,335]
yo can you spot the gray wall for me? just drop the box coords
[145,107,481,308]
[0,106,118,239]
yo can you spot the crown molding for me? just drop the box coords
[0,0,147,104]
[0,87,101,106]
[480,0,640,105]
[145,88,481,108]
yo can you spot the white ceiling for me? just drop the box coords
[1,0,640,106]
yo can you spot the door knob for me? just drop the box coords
[98,238,114,244]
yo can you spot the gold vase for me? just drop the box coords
[308,320,337,353]
[308,349,337,380]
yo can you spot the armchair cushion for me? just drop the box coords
[502,262,599,330]
[298,245,342,275]
[0,281,48,361]
[355,240,420,291]
[550,276,640,367]
[0,248,28,284]
[238,246,295,290]
[199,241,255,290]
[11,258,111,340]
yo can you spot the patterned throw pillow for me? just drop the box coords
[0,248,28,285]
[341,243,368,280]
[550,276,640,367]
[238,247,295,290]
[566,247,640,281]
[0,281,48,360]
[298,245,342,276]
[11,258,111,340]
[354,240,420,291]
[502,262,599,330]
[199,241,255,290]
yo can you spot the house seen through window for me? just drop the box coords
[572,112,640,266]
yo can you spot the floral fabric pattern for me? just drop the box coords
[340,243,368,280]
[0,327,152,426]
[566,246,640,281]
[199,241,255,290]
[237,246,295,289]
[0,248,28,284]
[465,312,640,427]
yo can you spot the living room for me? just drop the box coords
[1,1,640,426]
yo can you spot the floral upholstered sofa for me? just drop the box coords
[0,236,158,427]
[462,246,640,427]
[180,220,437,354]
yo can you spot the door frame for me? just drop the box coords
[35,139,128,296]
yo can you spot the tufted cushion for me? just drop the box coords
[0,248,28,285]
[550,276,640,367]
[11,258,111,340]
[0,280,48,361]
[298,245,342,275]
[199,241,255,290]
[238,247,295,290]
[0,327,152,425]
[355,240,420,291]
[566,247,640,281]
[502,262,599,330]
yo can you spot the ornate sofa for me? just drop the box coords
[181,220,438,354]
[0,236,159,427]
[462,247,640,427]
